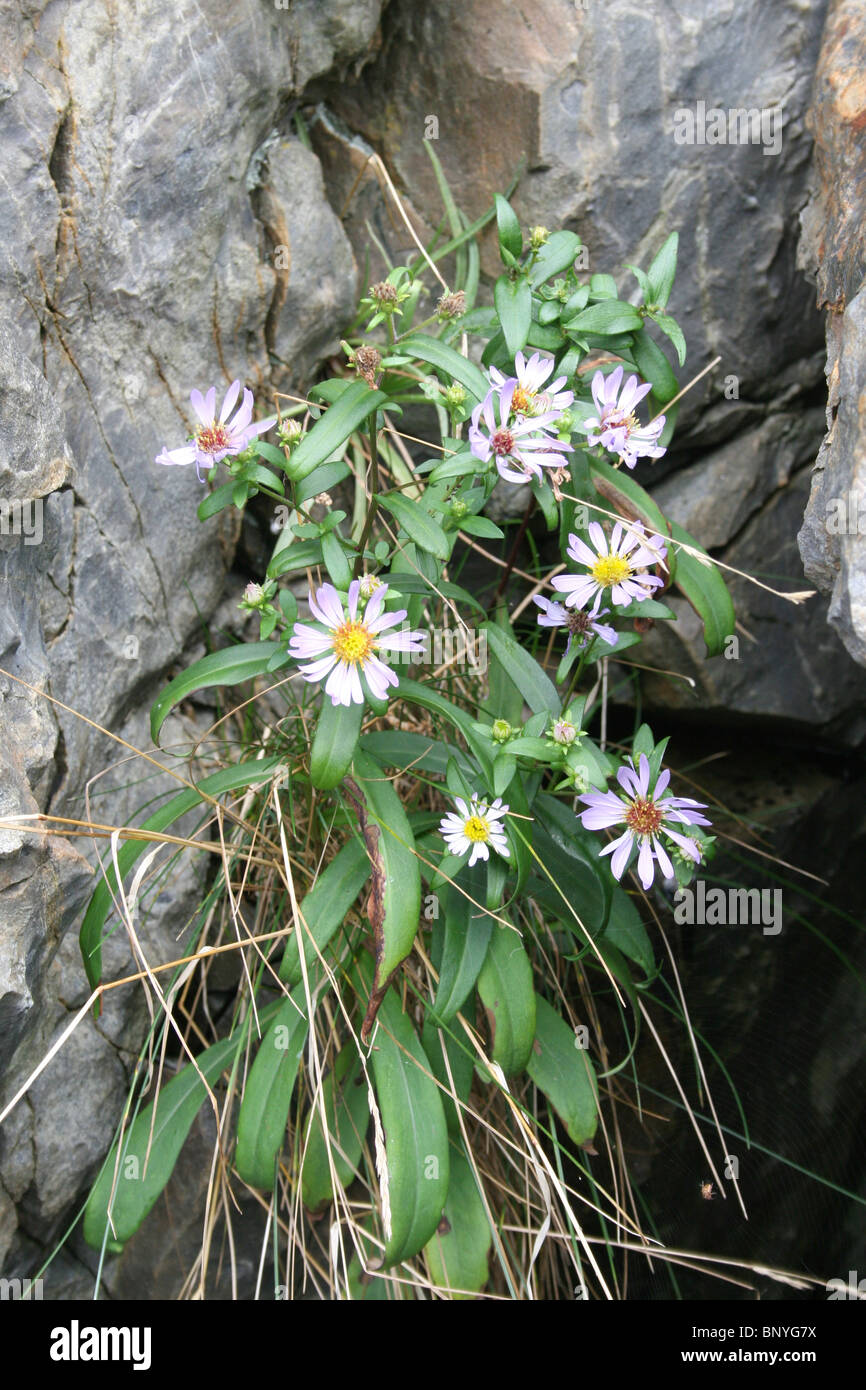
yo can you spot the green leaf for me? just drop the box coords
[235,989,310,1190]
[494,194,522,261]
[481,622,561,716]
[267,538,324,579]
[529,231,582,287]
[350,750,422,993]
[424,1147,491,1297]
[565,301,643,336]
[457,515,504,540]
[588,457,675,581]
[533,793,611,931]
[360,730,476,781]
[377,492,452,561]
[396,677,494,780]
[526,995,598,1146]
[366,970,450,1266]
[426,449,482,485]
[651,312,686,366]
[476,925,536,1075]
[668,521,736,658]
[284,381,387,482]
[430,876,492,1024]
[603,885,655,977]
[279,836,370,986]
[629,327,680,404]
[301,1048,370,1209]
[322,529,351,588]
[422,1022,475,1135]
[83,1006,280,1251]
[150,642,280,745]
[310,698,364,791]
[80,757,282,993]
[197,482,238,521]
[381,570,486,616]
[295,459,351,505]
[395,334,490,403]
[647,231,678,309]
[494,275,532,357]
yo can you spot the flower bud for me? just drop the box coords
[436,290,467,321]
[277,418,304,449]
[450,497,468,519]
[551,718,578,747]
[444,382,467,411]
[491,718,513,744]
[529,226,550,250]
[242,582,265,609]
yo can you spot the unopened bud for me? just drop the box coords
[444,382,467,411]
[529,226,549,250]
[491,718,512,745]
[436,290,466,321]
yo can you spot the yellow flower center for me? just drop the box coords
[196,423,230,454]
[332,620,374,664]
[590,555,632,587]
[511,386,535,413]
[464,814,490,843]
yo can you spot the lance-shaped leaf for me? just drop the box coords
[668,520,736,658]
[150,643,280,745]
[646,231,679,309]
[301,1048,370,1209]
[494,274,532,356]
[279,836,370,986]
[481,621,561,716]
[309,697,364,791]
[494,193,522,261]
[283,380,387,482]
[476,924,536,1075]
[394,334,489,403]
[346,751,421,1041]
[377,492,452,561]
[424,1147,491,1297]
[83,1003,280,1252]
[528,230,582,287]
[235,987,311,1190]
[565,300,643,336]
[526,995,599,1146]
[430,871,492,1025]
[365,967,450,1267]
[80,757,283,993]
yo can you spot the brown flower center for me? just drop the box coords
[625,796,664,836]
[491,428,515,456]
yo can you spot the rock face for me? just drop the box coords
[0,0,379,1281]
[797,0,866,668]
[1,0,865,1298]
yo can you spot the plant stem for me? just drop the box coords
[352,420,380,579]
[489,493,536,611]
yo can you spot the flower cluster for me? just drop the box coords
[579,754,710,890]
[439,795,510,867]
[584,365,666,469]
[289,580,425,707]
[156,381,276,482]
[469,351,574,484]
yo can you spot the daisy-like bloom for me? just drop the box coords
[469,380,572,484]
[584,365,666,469]
[156,381,276,482]
[439,795,510,868]
[551,521,667,614]
[533,594,618,650]
[489,351,574,419]
[578,753,711,890]
[289,580,425,707]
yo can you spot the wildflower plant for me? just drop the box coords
[76,175,747,1300]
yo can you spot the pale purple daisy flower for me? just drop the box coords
[533,594,618,650]
[469,380,572,485]
[578,753,711,890]
[289,580,425,707]
[155,381,277,482]
[584,365,666,469]
[489,351,574,419]
[551,521,667,614]
[439,795,510,867]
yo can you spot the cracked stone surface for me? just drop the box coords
[0,0,381,1278]
[797,0,866,667]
